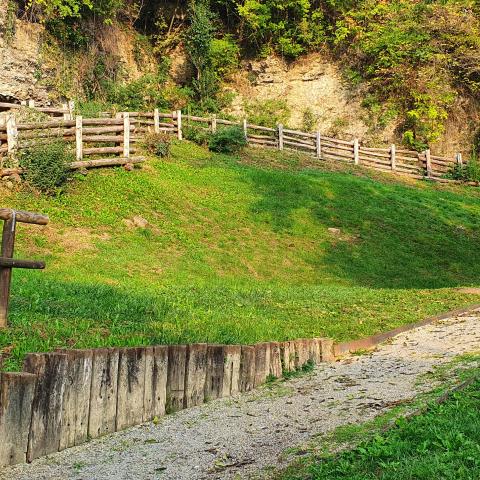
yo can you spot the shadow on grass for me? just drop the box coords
[246,167,480,289]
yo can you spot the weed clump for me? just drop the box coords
[142,132,172,158]
[19,140,72,194]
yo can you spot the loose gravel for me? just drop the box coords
[1,310,479,480]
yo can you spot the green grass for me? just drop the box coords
[1,141,480,370]
[279,374,480,480]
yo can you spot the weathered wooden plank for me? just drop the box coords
[70,157,144,170]
[254,343,271,387]
[269,342,282,379]
[222,345,241,397]
[24,353,68,461]
[238,346,255,393]
[280,342,294,372]
[184,343,208,408]
[166,345,187,413]
[0,209,49,225]
[204,345,225,401]
[318,338,335,362]
[144,345,168,421]
[0,372,36,466]
[116,347,147,431]
[88,348,119,438]
[57,350,93,450]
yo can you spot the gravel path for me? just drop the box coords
[2,310,480,480]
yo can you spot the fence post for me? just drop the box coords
[425,149,432,177]
[211,114,217,134]
[243,118,248,141]
[68,100,75,120]
[28,99,35,108]
[123,112,130,158]
[316,131,322,159]
[278,124,284,151]
[20,100,26,106]
[62,103,69,120]
[75,116,83,161]
[176,110,183,140]
[6,114,18,164]
[390,144,396,170]
[154,108,160,134]
[353,138,359,165]
[456,152,463,166]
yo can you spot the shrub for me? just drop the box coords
[20,140,72,194]
[245,99,290,129]
[449,159,480,183]
[208,126,247,154]
[183,126,211,146]
[142,132,172,158]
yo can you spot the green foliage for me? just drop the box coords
[208,126,247,154]
[3,0,17,45]
[210,35,240,78]
[302,108,316,133]
[245,99,290,128]
[185,0,219,107]
[234,0,326,59]
[142,132,172,158]
[449,159,480,183]
[183,125,211,146]
[19,140,72,194]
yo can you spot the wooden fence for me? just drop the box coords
[0,104,465,181]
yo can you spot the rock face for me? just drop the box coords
[225,54,372,141]
[0,1,50,104]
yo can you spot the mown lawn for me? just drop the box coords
[1,141,480,370]
[280,376,480,480]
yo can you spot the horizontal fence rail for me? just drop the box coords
[0,101,466,182]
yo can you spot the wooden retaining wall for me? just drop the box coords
[0,106,466,182]
[0,337,333,467]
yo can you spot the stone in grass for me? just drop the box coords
[132,215,149,228]
[327,227,341,236]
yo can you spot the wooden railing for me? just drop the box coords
[0,106,466,181]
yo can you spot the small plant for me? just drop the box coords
[19,139,72,194]
[142,132,172,158]
[302,108,317,133]
[208,126,247,154]
[245,99,291,129]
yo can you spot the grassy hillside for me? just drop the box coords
[1,142,480,370]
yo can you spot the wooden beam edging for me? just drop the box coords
[0,304,478,468]
[333,303,480,357]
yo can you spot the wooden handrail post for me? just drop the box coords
[316,131,322,159]
[211,114,217,134]
[0,209,48,328]
[176,110,183,140]
[278,124,284,151]
[123,112,130,158]
[243,118,248,140]
[456,152,463,166]
[154,108,160,134]
[425,149,432,178]
[353,138,360,165]
[390,144,396,170]
[6,114,18,166]
[0,215,16,328]
[28,99,35,108]
[68,100,75,120]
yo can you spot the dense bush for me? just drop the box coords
[183,126,211,147]
[208,126,247,154]
[20,140,72,194]
[142,132,172,158]
[449,159,480,183]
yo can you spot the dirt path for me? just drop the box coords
[2,310,479,480]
